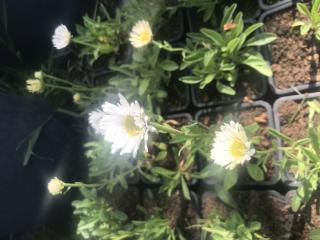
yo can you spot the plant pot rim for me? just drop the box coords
[260,2,320,95]
[195,100,279,187]
[273,92,320,187]
[258,0,292,11]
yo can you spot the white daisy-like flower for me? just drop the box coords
[89,94,153,158]
[52,24,72,49]
[211,121,255,170]
[129,20,153,48]
[47,177,64,195]
[26,79,44,93]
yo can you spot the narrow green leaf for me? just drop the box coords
[200,28,225,47]
[246,163,264,181]
[296,3,311,17]
[181,177,191,200]
[246,33,277,46]
[224,168,238,189]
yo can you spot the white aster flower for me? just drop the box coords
[47,177,64,195]
[211,121,255,170]
[52,24,72,49]
[129,20,153,48]
[26,79,44,93]
[89,94,153,158]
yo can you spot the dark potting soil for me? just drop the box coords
[286,191,320,240]
[226,0,259,19]
[104,186,141,221]
[277,99,320,141]
[164,72,189,112]
[142,189,200,240]
[199,106,274,182]
[233,191,292,239]
[264,2,320,90]
[201,192,229,219]
[194,69,265,106]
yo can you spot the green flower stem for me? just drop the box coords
[151,122,182,135]
[72,38,98,48]
[152,40,184,52]
[151,122,208,138]
[45,83,74,92]
[44,73,76,86]
[62,165,139,190]
[56,108,81,118]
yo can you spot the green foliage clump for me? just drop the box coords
[180,4,276,95]
[269,99,320,212]
[198,211,269,240]
[292,0,320,40]
[109,45,178,104]
[72,188,132,240]
[74,6,122,62]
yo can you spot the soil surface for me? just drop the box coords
[264,1,320,90]
[142,189,200,240]
[199,106,274,182]
[104,186,141,221]
[277,98,320,141]
[193,68,266,106]
[201,192,229,219]
[233,190,293,239]
[165,74,189,112]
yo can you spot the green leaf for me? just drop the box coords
[268,128,293,143]
[23,127,42,166]
[200,28,225,47]
[151,167,175,176]
[291,194,302,212]
[310,229,320,240]
[241,52,272,77]
[138,79,150,95]
[159,59,179,71]
[246,33,277,46]
[242,23,264,38]
[216,81,236,95]
[204,49,217,67]
[181,177,191,200]
[221,4,237,27]
[180,76,202,84]
[296,3,311,17]
[300,23,312,35]
[309,128,320,154]
[216,188,236,208]
[246,163,264,181]
[249,222,261,231]
[292,20,306,28]
[199,74,215,88]
[224,168,238,189]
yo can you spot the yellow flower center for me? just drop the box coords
[230,138,246,159]
[139,30,151,43]
[123,115,141,137]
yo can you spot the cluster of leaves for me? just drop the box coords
[198,211,269,240]
[72,188,132,240]
[292,0,320,40]
[269,99,320,212]
[74,6,122,63]
[180,4,276,95]
[109,45,179,104]
[139,120,211,199]
[132,208,185,240]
